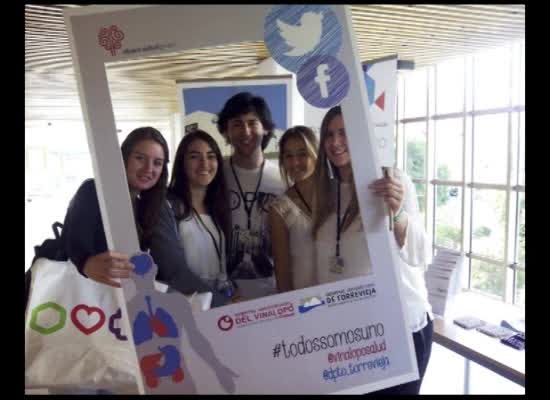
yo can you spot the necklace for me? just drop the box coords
[229,157,265,230]
[293,183,312,215]
[192,208,223,274]
[330,180,351,274]
[192,209,234,297]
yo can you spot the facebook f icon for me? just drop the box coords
[314,64,331,98]
[297,55,350,108]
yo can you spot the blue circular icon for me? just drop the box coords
[297,55,350,108]
[264,5,342,73]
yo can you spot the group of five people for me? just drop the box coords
[60,91,433,394]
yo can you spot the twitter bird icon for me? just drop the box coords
[277,11,323,57]
[264,5,342,73]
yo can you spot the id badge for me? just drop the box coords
[330,256,345,274]
[217,273,234,298]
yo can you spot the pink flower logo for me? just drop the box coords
[98,25,125,56]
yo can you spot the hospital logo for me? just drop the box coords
[298,296,326,314]
[98,25,125,56]
[218,315,234,331]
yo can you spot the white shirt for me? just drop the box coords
[270,193,316,290]
[315,183,372,283]
[223,158,285,299]
[315,173,433,333]
[178,213,226,288]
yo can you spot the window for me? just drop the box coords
[435,118,463,182]
[515,192,525,306]
[397,40,525,305]
[403,70,428,119]
[405,122,427,179]
[434,185,462,251]
[473,114,508,185]
[435,58,464,115]
[471,189,506,261]
[473,47,511,110]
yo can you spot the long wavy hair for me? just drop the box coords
[311,106,359,239]
[121,126,170,248]
[277,125,319,188]
[167,129,231,241]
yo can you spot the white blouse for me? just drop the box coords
[270,193,316,290]
[315,182,372,284]
[315,172,433,333]
[177,213,227,288]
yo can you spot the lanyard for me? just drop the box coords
[229,157,265,230]
[336,181,351,258]
[293,184,311,215]
[192,208,223,275]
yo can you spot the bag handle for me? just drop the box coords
[52,222,63,239]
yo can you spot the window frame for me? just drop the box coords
[396,41,525,306]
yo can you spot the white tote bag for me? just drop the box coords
[25,257,213,393]
[25,257,139,394]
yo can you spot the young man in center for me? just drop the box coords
[217,92,285,300]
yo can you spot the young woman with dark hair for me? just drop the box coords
[62,126,228,307]
[167,129,234,298]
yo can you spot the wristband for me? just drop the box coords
[393,206,405,222]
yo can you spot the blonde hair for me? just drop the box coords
[278,125,319,188]
[311,106,359,239]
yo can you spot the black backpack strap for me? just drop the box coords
[52,222,63,239]
[26,221,65,314]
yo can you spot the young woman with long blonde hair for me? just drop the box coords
[312,106,433,395]
[269,126,319,292]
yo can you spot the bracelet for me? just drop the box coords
[393,206,405,222]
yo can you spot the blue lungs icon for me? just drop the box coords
[133,296,179,346]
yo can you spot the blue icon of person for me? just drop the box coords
[127,252,238,393]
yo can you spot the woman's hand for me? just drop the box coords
[83,251,133,288]
[368,173,404,214]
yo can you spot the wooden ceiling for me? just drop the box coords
[25,4,525,123]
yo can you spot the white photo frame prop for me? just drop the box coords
[63,5,417,394]
[176,76,293,157]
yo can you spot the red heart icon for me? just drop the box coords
[71,304,106,335]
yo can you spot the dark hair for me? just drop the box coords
[278,125,319,187]
[121,126,170,248]
[167,129,231,241]
[216,92,276,151]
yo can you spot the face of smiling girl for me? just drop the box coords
[282,136,316,183]
[126,139,165,193]
[324,114,350,168]
[183,139,219,189]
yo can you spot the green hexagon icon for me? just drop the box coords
[29,302,66,335]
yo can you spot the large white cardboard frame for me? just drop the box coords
[64,5,417,394]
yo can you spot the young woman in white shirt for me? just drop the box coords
[312,106,433,395]
[167,129,234,299]
[269,126,319,292]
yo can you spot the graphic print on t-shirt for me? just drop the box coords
[228,190,278,280]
